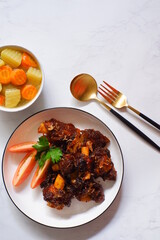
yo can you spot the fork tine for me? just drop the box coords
[100,84,118,98]
[99,86,116,101]
[99,81,160,131]
[98,88,113,104]
[103,81,119,94]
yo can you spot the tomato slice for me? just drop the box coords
[9,141,36,152]
[12,150,37,187]
[31,159,51,189]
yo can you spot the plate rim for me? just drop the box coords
[1,107,124,229]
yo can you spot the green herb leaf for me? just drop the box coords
[33,136,62,168]
[32,136,49,152]
[35,151,41,160]
[47,147,63,164]
[38,152,47,168]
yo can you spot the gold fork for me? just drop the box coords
[98,81,160,130]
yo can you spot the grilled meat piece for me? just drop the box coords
[43,118,80,143]
[59,154,75,176]
[38,118,117,210]
[40,171,57,188]
[81,129,110,149]
[91,147,117,180]
[43,184,73,210]
[75,180,104,203]
[59,153,92,177]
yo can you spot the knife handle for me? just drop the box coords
[128,105,160,130]
[110,108,160,151]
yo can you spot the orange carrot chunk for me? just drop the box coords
[0,95,5,105]
[10,69,27,86]
[21,52,37,69]
[21,84,37,100]
[54,174,65,190]
[81,146,89,156]
[0,65,12,84]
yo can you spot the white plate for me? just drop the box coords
[2,107,124,228]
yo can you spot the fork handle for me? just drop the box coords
[128,105,160,130]
[110,108,160,151]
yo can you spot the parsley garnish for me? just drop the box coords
[33,136,49,152]
[32,136,62,168]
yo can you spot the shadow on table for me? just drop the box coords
[28,186,123,240]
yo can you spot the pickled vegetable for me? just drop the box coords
[0,47,42,109]
[11,69,27,86]
[1,48,22,68]
[0,95,5,105]
[5,88,21,108]
[21,84,37,100]
[27,67,42,86]
[0,59,5,67]
[0,66,12,84]
[21,53,37,69]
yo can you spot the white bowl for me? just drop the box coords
[0,45,44,112]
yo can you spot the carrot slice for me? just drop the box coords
[0,65,12,84]
[54,174,65,190]
[31,159,51,189]
[21,52,37,69]
[0,95,5,106]
[12,150,37,187]
[21,84,37,100]
[9,141,37,152]
[81,146,89,156]
[10,69,27,86]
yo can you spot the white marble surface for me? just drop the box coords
[0,0,160,239]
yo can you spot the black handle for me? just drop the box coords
[110,108,160,151]
[139,112,160,130]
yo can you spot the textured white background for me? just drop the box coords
[0,0,160,239]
